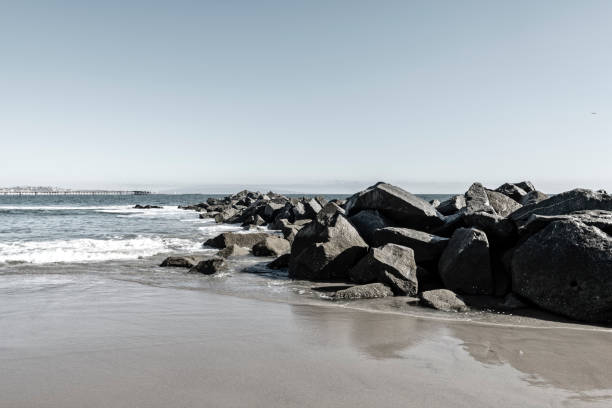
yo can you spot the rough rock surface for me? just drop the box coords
[372,227,448,263]
[485,190,522,217]
[512,220,612,322]
[204,232,270,249]
[519,210,612,237]
[189,257,226,275]
[438,227,494,295]
[436,195,466,216]
[465,183,495,214]
[515,181,536,193]
[252,236,291,257]
[348,210,392,245]
[333,283,394,300]
[520,190,549,206]
[289,213,368,281]
[511,188,612,223]
[349,243,418,296]
[344,182,444,230]
[495,183,527,202]
[420,289,468,312]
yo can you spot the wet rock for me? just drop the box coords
[436,194,466,216]
[267,253,290,269]
[512,219,612,322]
[217,245,250,258]
[344,182,444,230]
[289,213,368,281]
[333,283,394,300]
[160,256,203,268]
[348,209,392,245]
[438,227,494,295]
[252,236,291,257]
[134,204,162,209]
[372,227,448,263]
[485,190,522,217]
[510,188,612,223]
[420,289,468,312]
[349,243,418,296]
[204,232,270,249]
[189,257,226,275]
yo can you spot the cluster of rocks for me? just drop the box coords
[166,182,612,324]
[133,204,162,209]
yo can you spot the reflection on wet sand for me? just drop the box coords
[290,303,612,405]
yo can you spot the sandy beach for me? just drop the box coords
[2,278,612,408]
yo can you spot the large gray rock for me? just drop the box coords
[485,190,522,217]
[204,232,271,249]
[495,183,527,202]
[372,227,448,263]
[190,257,226,275]
[462,211,516,242]
[420,289,468,312]
[334,283,394,300]
[436,194,466,216]
[252,236,291,257]
[520,190,549,206]
[512,220,612,322]
[289,213,368,281]
[519,210,612,237]
[464,183,495,214]
[348,210,392,245]
[438,227,494,295]
[349,243,418,296]
[344,182,444,230]
[511,189,612,222]
[303,198,323,219]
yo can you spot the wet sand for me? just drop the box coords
[2,279,612,408]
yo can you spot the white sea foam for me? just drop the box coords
[0,236,204,264]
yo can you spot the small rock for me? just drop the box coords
[334,283,394,300]
[267,253,290,269]
[252,236,291,257]
[420,289,469,312]
[189,257,226,274]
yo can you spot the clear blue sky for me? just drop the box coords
[1,0,611,193]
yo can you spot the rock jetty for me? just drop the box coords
[164,183,612,323]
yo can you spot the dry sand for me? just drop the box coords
[1,280,612,408]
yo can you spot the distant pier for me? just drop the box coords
[0,190,151,196]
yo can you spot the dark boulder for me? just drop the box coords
[462,211,516,243]
[438,227,494,295]
[252,236,291,257]
[344,182,444,230]
[436,194,466,216]
[348,210,392,245]
[303,198,323,219]
[204,232,270,249]
[515,181,536,193]
[495,183,527,202]
[349,243,418,296]
[190,257,226,275]
[510,188,612,223]
[420,289,468,312]
[134,204,162,209]
[289,213,368,281]
[160,256,203,268]
[334,283,394,300]
[512,219,612,322]
[267,253,290,269]
[372,227,448,263]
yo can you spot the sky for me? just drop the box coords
[1,0,611,193]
